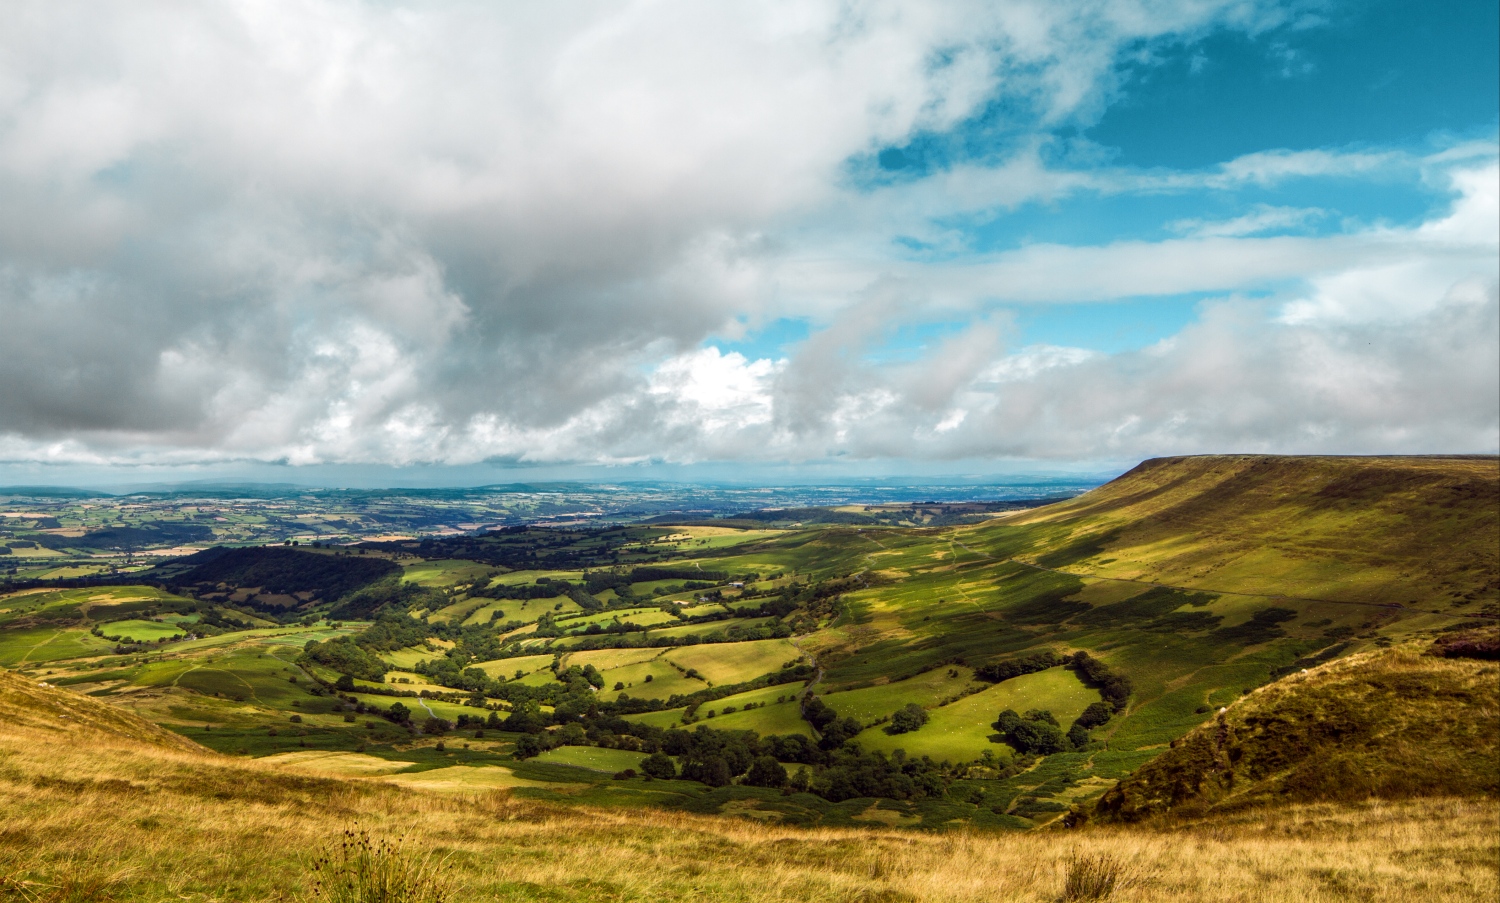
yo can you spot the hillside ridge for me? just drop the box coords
[1093,644,1500,822]
[0,666,207,754]
[985,453,1499,611]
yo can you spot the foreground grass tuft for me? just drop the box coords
[1061,853,1122,901]
[306,828,451,903]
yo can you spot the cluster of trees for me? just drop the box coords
[995,709,1075,754]
[886,703,929,734]
[468,579,575,601]
[327,576,443,620]
[974,650,1062,683]
[802,695,864,747]
[302,636,388,681]
[581,566,729,596]
[299,608,446,681]
[993,700,1115,755]
[167,546,400,611]
[507,715,950,803]
[1067,651,1133,712]
[973,651,1132,756]
[394,525,651,572]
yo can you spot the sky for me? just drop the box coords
[0,0,1496,488]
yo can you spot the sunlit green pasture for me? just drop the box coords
[621,707,687,728]
[99,619,189,642]
[558,607,678,631]
[473,653,555,680]
[596,659,705,701]
[400,559,495,587]
[378,645,444,669]
[662,638,801,686]
[645,617,776,641]
[533,746,647,773]
[561,647,661,671]
[700,698,812,737]
[818,666,978,725]
[428,598,490,624]
[853,667,1100,762]
[0,625,112,666]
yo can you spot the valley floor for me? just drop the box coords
[0,722,1494,902]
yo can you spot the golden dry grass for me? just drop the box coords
[0,696,1495,902]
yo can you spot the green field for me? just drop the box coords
[379,645,448,669]
[700,696,813,737]
[169,623,362,654]
[596,658,705,701]
[488,570,583,586]
[2,455,1494,829]
[558,607,679,631]
[401,559,496,587]
[0,625,113,666]
[818,666,979,724]
[100,619,190,642]
[533,746,648,773]
[343,691,485,723]
[662,638,802,686]
[427,598,491,624]
[622,707,689,728]
[853,668,1101,762]
[646,617,777,641]
[562,647,662,670]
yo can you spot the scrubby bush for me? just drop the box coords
[975,651,1063,683]
[1074,702,1113,729]
[1062,852,1122,902]
[1431,627,1500,660]
[639,752,677,779]
[819,716,863,749]
[1069,652,1133,713]
[886,703,929,735]
[305,827,451,903]
[512,734,549,759]
[743,756,788,788]
[995,708,1068,754]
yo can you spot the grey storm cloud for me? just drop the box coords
[0,1,1495,468]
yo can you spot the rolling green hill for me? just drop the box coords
[1093,643,1500,822]
[991,454,1499,608]
[2,455,1495,831]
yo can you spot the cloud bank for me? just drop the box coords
[0,1,1495,470]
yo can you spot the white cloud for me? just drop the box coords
[0,2,1493,470]
[1168,204,1325,238]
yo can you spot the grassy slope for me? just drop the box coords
[4,455,1496,829]
[1095,646,1500,822]
[991,454,1500,608]
[0,674,1496,902]
[0,667,204,753]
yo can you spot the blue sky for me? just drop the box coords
[719,0,1498,366]
[0,1,1494,486]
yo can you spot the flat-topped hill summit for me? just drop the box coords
[981,454,1499,612]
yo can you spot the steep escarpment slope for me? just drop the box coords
[0,666,207,753]
[975,455,1499,610]
[1094,646,1500,822]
